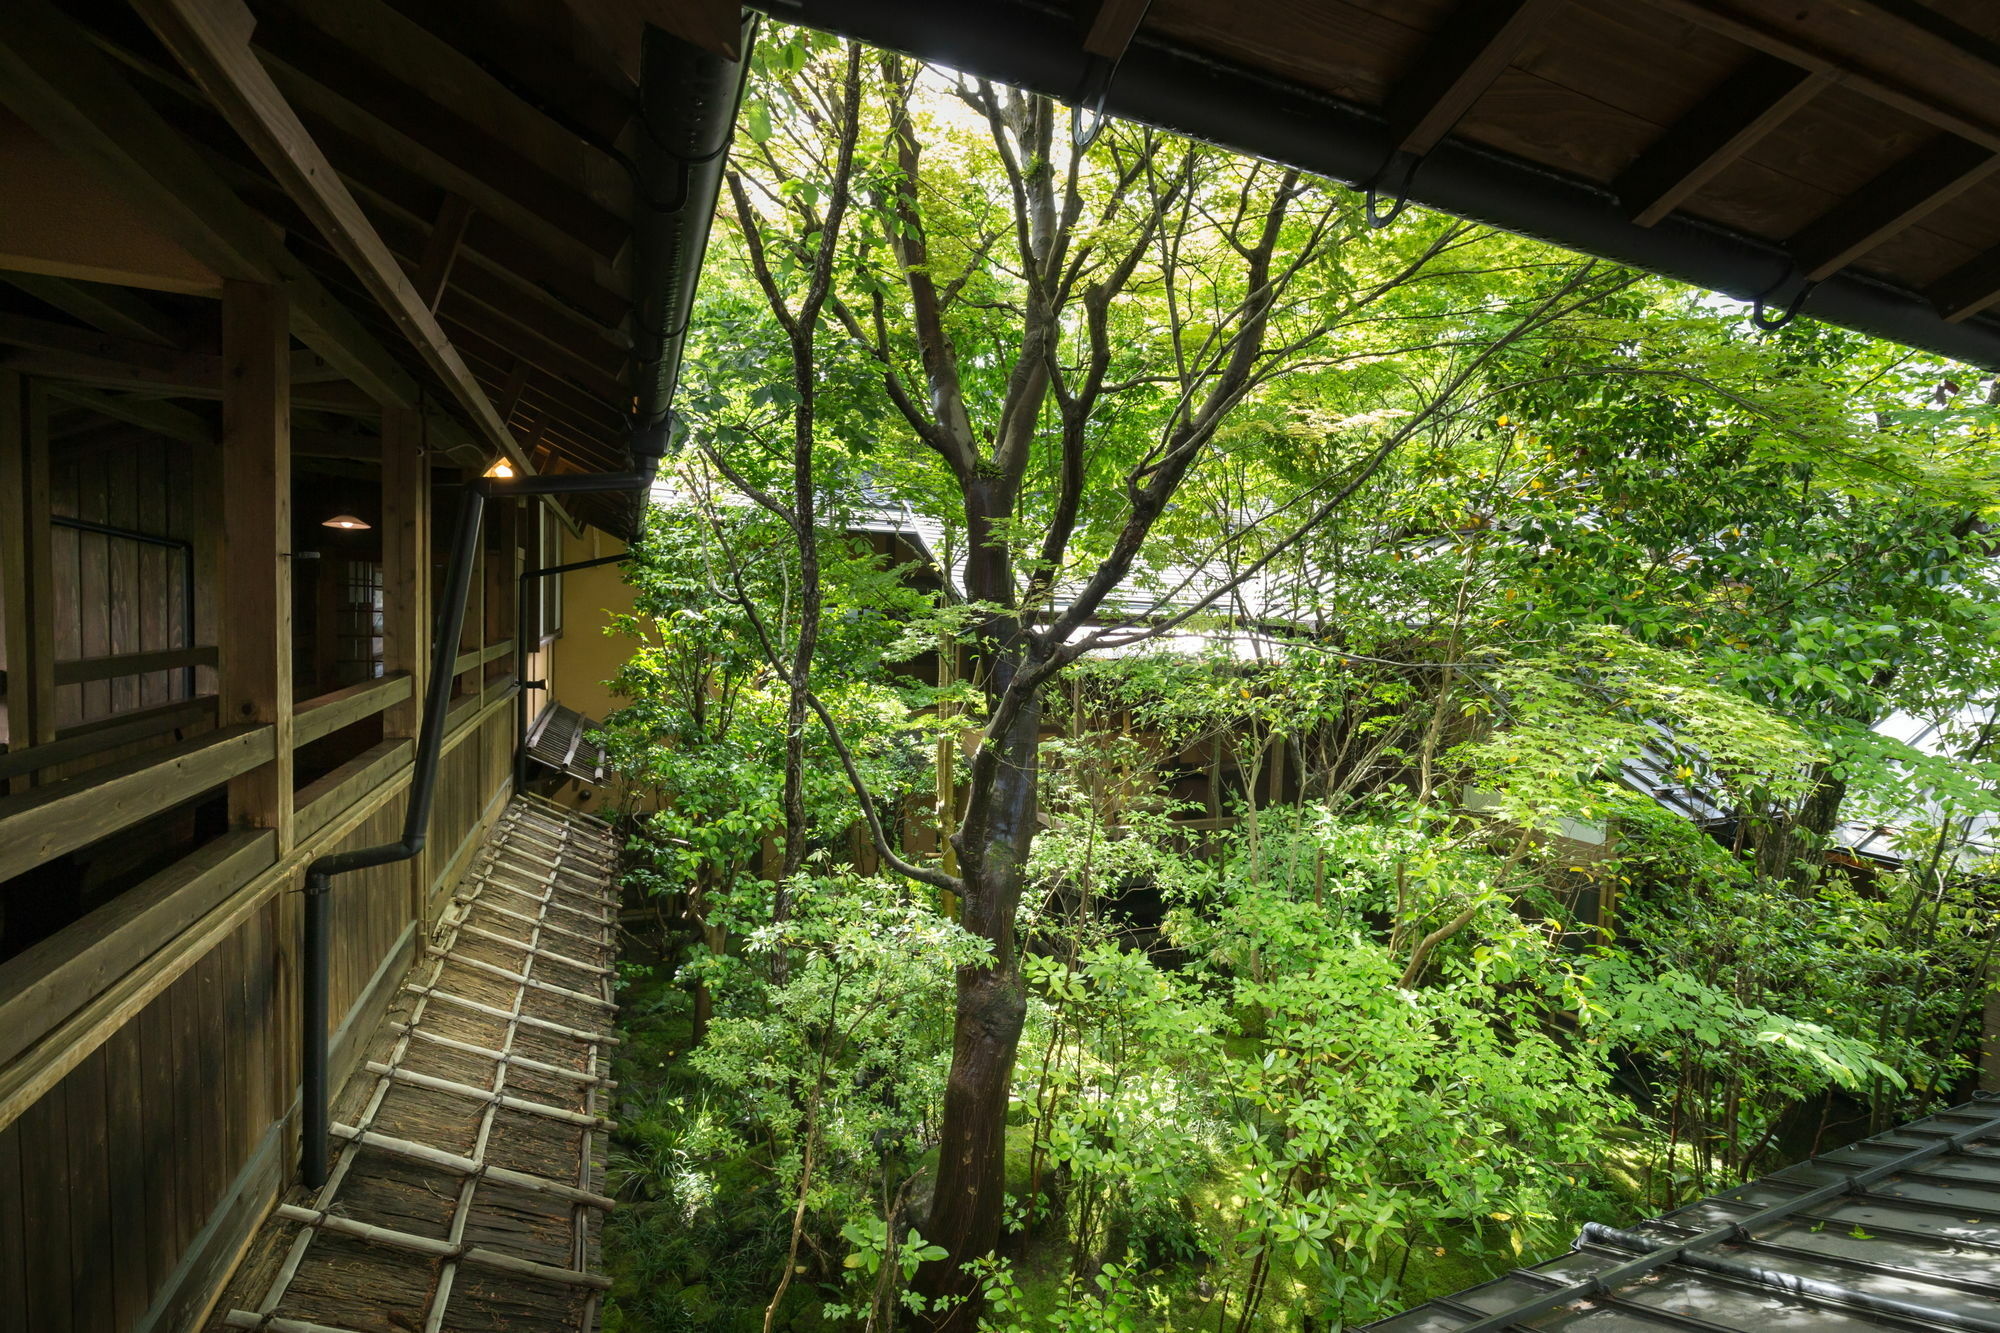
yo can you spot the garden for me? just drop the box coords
[590,25,2000,1332]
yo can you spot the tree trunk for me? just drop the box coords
[917,684,1042,1326]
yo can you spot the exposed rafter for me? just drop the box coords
[1641,0,2000,162]
[1616,53,1834,227]
[390,0,635,150]
[249,14,628,266]
[1928,244,2000,323]
[0,0,418,407]
[1790,135,1999,282]
[413,193,474,313]
[1082,0,1151,62]
[130,0,532,472]
[1384,0,1565,158]
[45,384,211,447]
[0,273,183,346]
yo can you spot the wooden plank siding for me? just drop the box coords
[0,10,669,1333]
[43,431,199,732]
[0,700,519,1333]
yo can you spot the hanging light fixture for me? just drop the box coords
[484,457,516,479]
[321,514,371,530]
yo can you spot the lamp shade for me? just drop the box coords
[321,514,371,530]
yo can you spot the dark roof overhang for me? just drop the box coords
[760,0,2000,370]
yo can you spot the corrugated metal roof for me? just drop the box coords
[1362,1096,2000,1332]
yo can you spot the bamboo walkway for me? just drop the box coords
[210,795,622,1333]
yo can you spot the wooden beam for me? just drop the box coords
[278,110,630,329]
[134,0,533,472]
[414,193,474,313]
[1082,0,1151,62]
[0,1,268,281]
[1641,0,2000,163]
[44,385,211,447]
[282,274,420,410]
[293,737,412,842]
[249,0,629,248]
[573,0,742,72]
[0,0,417,405]
[1385,0,1565,157]
[219,280,293,850]
[1616,54,1834,227]
[1790,135,2000,282]
[0,696,216,783]
[0,310,191,377]
[1927,244,2000,323]
[258,46,627,272]
[291,425,380,460]
[452,641,513,678]
[54,645,218,685]
[0,107,219,296]
[0,348,377,415]
[389,0,635,149]
[0,722,275,880]
[496,356,532,427]
[0,273,182,346]
[0,828,270,1068]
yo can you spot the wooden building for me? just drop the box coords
[9,0,2000,1329]
[0,1,745,1329]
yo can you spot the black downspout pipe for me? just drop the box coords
[514,551,631,795]
[295,14,751,1190]
[299,469,657,1189]
[298,13,756,1184]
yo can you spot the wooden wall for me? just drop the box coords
[3,334,537,1333]
[0,701,516,1333]
[0,883,287,1333]
[47,433,201,729]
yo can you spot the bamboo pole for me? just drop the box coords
[272,1205,613,1289]
[422,951,617,1008]
[329,1123,615,1208]
[363,1061,612,1127]
[463,897,609,946]
[453,921,614,974]
[399,982,618,1043]
[387,1023,612,1085]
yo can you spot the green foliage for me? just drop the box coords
[598,22,2000,1332]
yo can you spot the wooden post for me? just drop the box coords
[219,280,293,852]
[380,408,428,737]
[380,407,428,920]
[0,372,58,793]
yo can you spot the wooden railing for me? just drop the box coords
[0,695,217,783]
[0,676,524,1121]
[451,640,512,678]
[293,672,412,747]
[0,724,275,881]
[294,739,413,843]
[52,644,216,684]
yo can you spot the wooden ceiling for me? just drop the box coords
[774,0,2000,368]
[0,0,745,535]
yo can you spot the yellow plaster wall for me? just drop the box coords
[547,524,636,723]
[536,524,637,814]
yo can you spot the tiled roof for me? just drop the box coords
[1364,1097,2000,1332]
